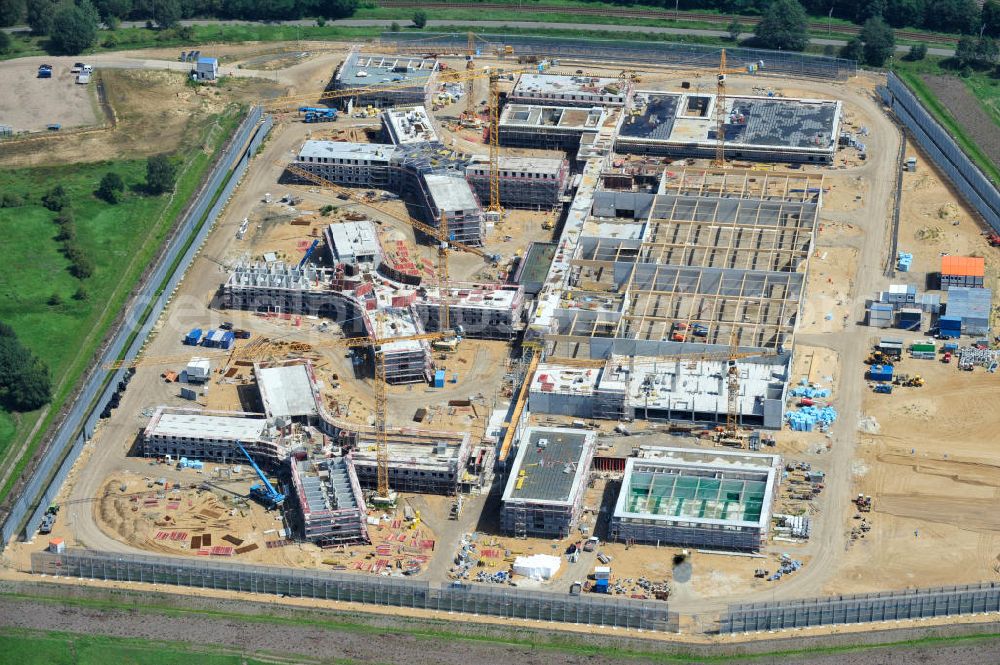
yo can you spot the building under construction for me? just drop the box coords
[499,427,596,538]
[509,73,631,107]
[331,47,439,109]
[351,431,472,495]
[616,92,841,163]
[141,407,288,465]
[290,455,369,546]
[609,447,781,551]
[498,104,614,152]
[413,283,525,340]
[465,156,571,209]
[525,167,823,429]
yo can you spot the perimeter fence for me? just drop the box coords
[382,33,856,80]
[32,549,678,631]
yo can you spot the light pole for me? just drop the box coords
[828,6,834,36]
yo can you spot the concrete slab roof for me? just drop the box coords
[298,140,395,163]
[337,53,438,87]
[502,427,594,505]
[257,363,319,419]
[149,410,268,442]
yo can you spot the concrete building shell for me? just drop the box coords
[332,47,439,109]
[509,73,630,107]
[499,427,597,538]
[465,156,570,210]
[291,455,369,546]
[609,447,781,551]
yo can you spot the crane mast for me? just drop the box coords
[715,48,728,167]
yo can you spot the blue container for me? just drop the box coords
[184,328,202,345]
[939,315,962,331]
[433,370,445,388]
[219,331,235,350]
[868,364,893,382]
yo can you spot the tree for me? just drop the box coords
[955,35,977,67]
[905,43,927,60]
[389,20,399,32]
[840,37,864,61]
[860,16,895,66]
[49,2,98,54]
[727,17,744,42]
[42,184,70,211]
[94,0,131,23]
[985,0,1000,38]
[884,0,927,28]
[0,30,11,54]
[856,0,885,22]
[975,36,999,65]
[152,0,180,27]
[69,253,93,278]
[954,35,998,68]
[1,192,25,208]
[0,0,26,27]
[97,171,125,203]
[73,285,89,301]
[411,9,426,28]
[47,292,63,306]
[26,0,57,34]
[0,323,52,412]
[934,0,979,34]
[145,154,177,195]
[753,0,809,51]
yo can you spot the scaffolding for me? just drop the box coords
[466,156,570,210]
[291,456,369,546]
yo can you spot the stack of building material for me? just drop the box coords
[512,554,561,580]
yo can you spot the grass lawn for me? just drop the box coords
[0,106,243,503]
[0,629,288,665]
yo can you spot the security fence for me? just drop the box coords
[1,107,270,547]
[720,582,1000,633]
[383,33,856,80]
[32,550,677,631]
[885,73,1000,231]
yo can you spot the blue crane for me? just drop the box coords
[297,239,319,269]
[237,443,285,508]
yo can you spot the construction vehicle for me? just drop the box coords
[297,238,320,269]
[942,351,952,364]
[902,374,924,387]
[865,350,892,365]
[237,443,285,509]
[854,494,872,512]
[987,232,1000,247]
[303,109,337,123]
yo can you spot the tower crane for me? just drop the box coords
[331,326,452,505]
[487,71,503,217]
[714,49,757,167]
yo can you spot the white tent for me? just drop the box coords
[512,554,561,580]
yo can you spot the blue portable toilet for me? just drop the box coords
[184,328,202,345]
[433,370,446,388]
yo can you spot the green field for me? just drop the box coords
[0,106,243,503]
[0,629,287,665]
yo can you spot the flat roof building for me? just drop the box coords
[510,73,630,107]
[142,407,287,464]
[466,156,570,210]
[351,431,472,495]
[332,47,438,109]
[941,255,985,290]
[381,106,438,145]
[498,104,610,151]
[500,427,597,538]
[945,286,992,335]
[617,92,841,163]
[256,362,321,421]
[610,447,781,551]
[325,221,381,268]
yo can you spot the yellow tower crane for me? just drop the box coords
[714,49,752,167]
[487,71,503,217]
[333,327,449,505]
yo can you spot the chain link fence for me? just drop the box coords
[720,582,1000,632]
[382,33,856,80]
[33,550,678,631]
[884,73,1000,231]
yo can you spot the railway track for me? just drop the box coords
[374,1,959,44]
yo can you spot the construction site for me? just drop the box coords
[7,32,1000,641]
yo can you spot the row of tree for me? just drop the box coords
[0,323,51,413]
[0,0,358,30]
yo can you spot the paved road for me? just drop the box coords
[4,18,956,56]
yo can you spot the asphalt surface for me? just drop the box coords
[4,18,956,56]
